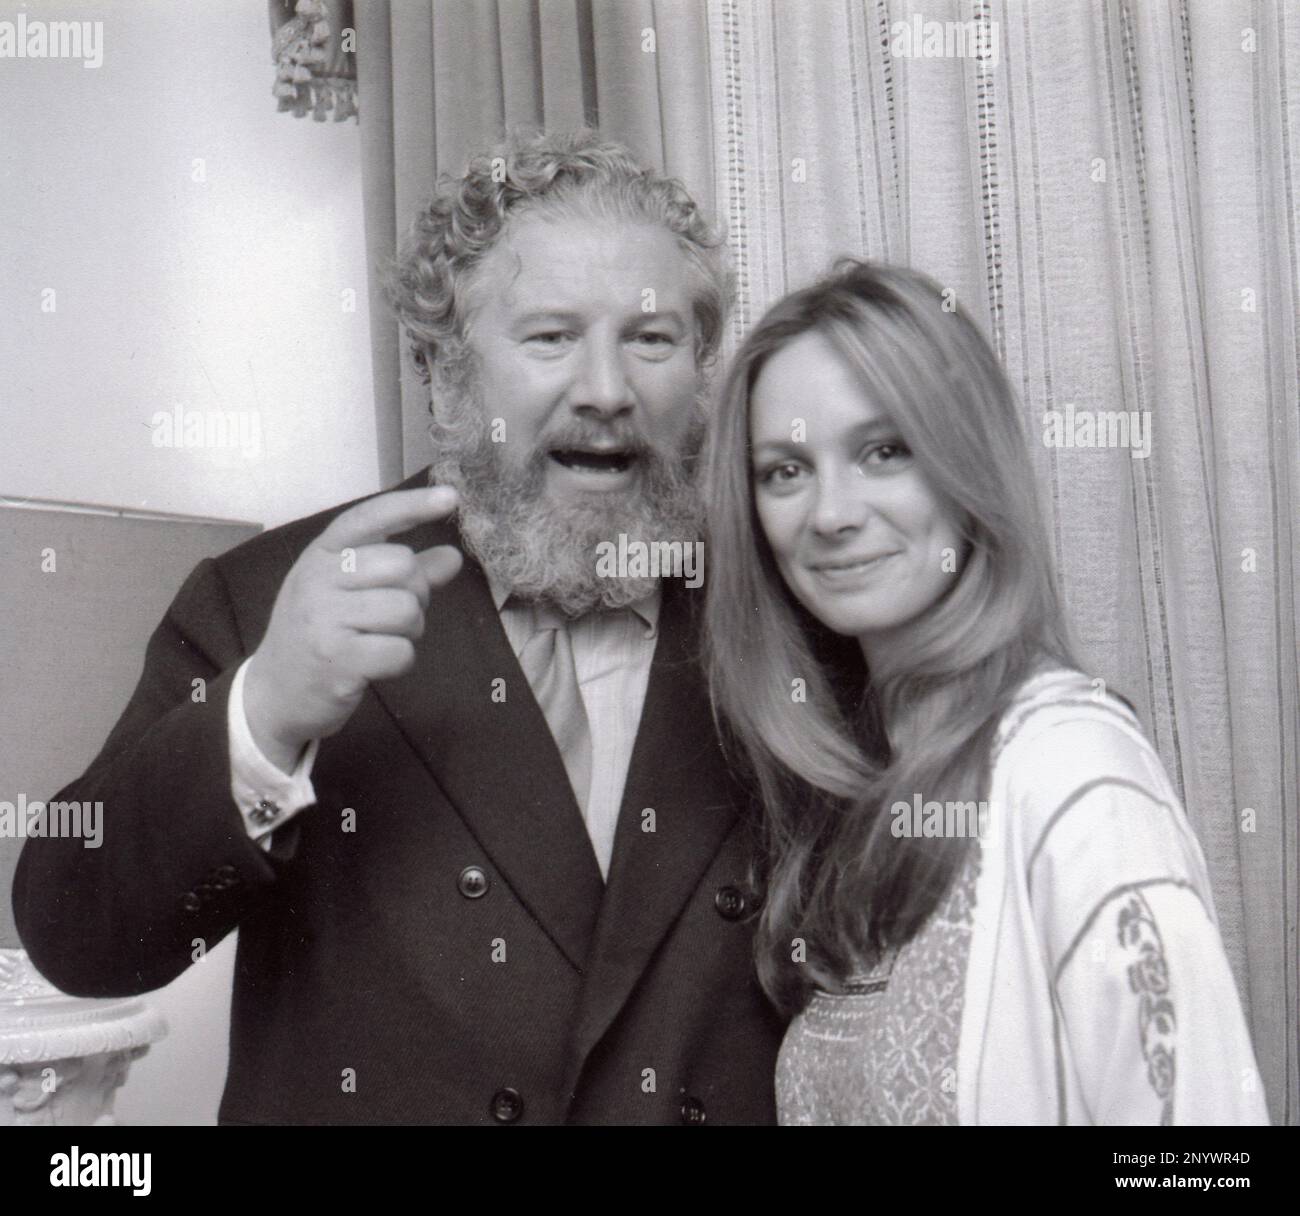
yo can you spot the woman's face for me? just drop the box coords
[749,330,963,658]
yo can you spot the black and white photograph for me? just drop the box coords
[0,0,1295,1169]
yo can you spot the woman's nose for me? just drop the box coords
[810,463,870,537]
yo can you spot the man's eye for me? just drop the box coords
[630,331,677,354]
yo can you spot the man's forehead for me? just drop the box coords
[473,214,695,315]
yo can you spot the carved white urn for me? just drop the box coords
[0,948,166,1125]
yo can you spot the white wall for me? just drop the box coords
[1,0,381,1123]
[0,0,380,528]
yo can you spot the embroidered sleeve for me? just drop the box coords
[1053,880,1266,1124]
[1005,714,1268,1124]
[1116,891,1177,1121]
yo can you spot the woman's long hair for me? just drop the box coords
[702,260,1077,1013]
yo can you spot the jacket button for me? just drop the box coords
[180,892,202,914]
[680,1095,707,1125]
[714,885,746,920]
[490,1087,523,1123]
[458,866,489,899]
[213,865,240,890]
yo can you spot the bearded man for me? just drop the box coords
[12,131,786,1125]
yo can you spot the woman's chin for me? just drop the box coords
[798,596,896,640]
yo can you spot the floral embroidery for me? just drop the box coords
[1117,891,1176,1123]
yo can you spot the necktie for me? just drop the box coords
[515,602,592,817]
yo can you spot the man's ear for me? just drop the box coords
[412,343,433,387]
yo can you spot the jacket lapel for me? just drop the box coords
[562,581,745,1097]
[370,511,605,973]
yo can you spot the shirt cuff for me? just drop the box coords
[228,658,319,848]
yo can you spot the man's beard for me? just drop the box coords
[429,378,706,617]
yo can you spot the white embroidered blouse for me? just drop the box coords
[776,668,1270,1125]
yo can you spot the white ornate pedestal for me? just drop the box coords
[0,948,166,1126]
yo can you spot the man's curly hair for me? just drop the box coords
[387,129,731,390]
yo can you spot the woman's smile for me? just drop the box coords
[808,549,901,586]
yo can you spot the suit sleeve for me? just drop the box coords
[12,556,292,999]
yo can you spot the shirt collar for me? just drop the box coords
[488,575,661,639]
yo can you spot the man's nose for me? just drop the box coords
[571,335,635,416]
[810,464,870,537]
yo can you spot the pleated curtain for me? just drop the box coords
[358,0,1299,1123]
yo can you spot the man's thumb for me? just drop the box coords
[416,544,465,590]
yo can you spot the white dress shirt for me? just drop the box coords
[227,579,661,880]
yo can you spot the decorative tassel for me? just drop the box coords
[270,0,357,123]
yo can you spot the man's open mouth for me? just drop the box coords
[549,447,637,474]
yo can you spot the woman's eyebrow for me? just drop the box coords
[752,416,894,456]
[851,417,894,440]
[750,437,804,458]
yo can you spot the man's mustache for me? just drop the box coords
[536,425,656,457]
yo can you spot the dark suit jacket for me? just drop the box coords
[12,471,786,1124]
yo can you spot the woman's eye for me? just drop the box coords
[860,441,912,468]
[525,331,571,347]
[757,462,804,487]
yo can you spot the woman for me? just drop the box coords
[703,259,1268,1125]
